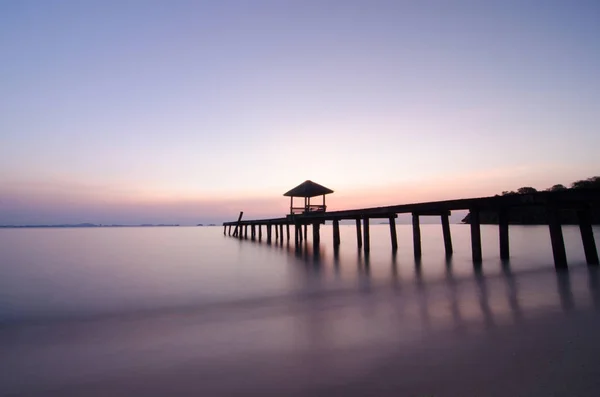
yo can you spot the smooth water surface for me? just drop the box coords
[1,225,600,396]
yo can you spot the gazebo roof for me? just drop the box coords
[283,180,334,198]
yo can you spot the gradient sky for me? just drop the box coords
[1,0,599,225]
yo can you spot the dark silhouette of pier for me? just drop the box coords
[223,182,600,269]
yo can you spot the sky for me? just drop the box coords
[1,0,599,225]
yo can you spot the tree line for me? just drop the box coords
[501,176,600,196]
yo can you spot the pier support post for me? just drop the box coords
[258,225,262,241]
[299,223,304,242]
[223,225,226,235]
[363,218,370,253]
[286,224,290,242]
[279,224,284,243]
[245,225,248,239]
[498,208,510,260]
[547,206,567,268]
[294,224,300,245]
[275,223,279,241]
[412,213,421,259]
[470,208,482,263]
[355,218,362,249]
[267,224,272,244]
[303,224,307,241]
[441,212,453,256]
[228,225,232,236]
[251,224,255,240]
[389,215,398,251]
[313,222,320,245]
[333,219,340,246]
[577,206,599,265]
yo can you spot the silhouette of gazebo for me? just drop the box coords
[284,180,334,215]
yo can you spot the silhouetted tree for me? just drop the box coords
[571,176,600,190]
[517,187,537,194]
[546,184,567,192]
[502,190,516,196]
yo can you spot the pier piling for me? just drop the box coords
[333,219,340,246]
[470,208,482,263]
[499,208,510,260]
[577,207,599,265]
[441,212,453,256]
[389,215,398,251]
[412,213,421,259]
[355,219,362,248]
[547,207,567,268]
[313,222,320,245]
[267,224,272,244]
[363,218,370,253]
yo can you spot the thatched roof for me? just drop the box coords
[283,180,334,198]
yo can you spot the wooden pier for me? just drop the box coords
[224,185,600,269]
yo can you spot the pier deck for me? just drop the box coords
[223,190,600,268]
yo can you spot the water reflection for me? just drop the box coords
[277,237,600,337]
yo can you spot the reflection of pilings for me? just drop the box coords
[445,257,466,333]
[501,261,523,323]
[474,268,495,329]
[556,270,575,312]
[588,267,600,309]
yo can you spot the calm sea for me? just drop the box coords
[1,225,600,396]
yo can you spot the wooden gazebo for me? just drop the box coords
[284,180,334,215]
